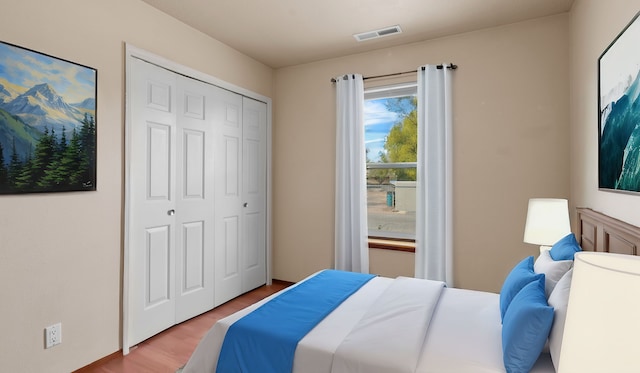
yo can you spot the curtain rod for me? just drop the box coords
[330,63,457,83]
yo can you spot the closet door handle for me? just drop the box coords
[167,209,175,216]
[243,203,248,208]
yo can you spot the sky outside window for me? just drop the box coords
[365,98,399,162]
[364,96,416,162]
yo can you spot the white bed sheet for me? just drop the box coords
[331,277,445,373]
[417,287,554,373]
[182,275,555,373]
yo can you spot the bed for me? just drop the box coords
[181,208,640,373]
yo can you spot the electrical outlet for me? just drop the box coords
[45,323,62,349]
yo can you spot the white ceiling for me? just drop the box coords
[141,0,574,69]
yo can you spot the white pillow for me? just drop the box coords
[534,249,573,298]
[547,268,573,371]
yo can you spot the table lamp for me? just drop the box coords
[558,251,640,372]
[523,198,571,251]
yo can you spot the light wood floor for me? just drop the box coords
[75,281,291,373]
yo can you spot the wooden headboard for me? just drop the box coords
[576,208,640,256]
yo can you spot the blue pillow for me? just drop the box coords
[499,256,543,321]
[502,277,554,373]
[549,233,581,260]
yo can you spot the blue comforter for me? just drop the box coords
[216,270,376,373]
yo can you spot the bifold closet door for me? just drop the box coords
[127,58,214,347]
[214,94,268,306]
[241,97,267,293]
[174,75,215,324]
[213,88,244,305]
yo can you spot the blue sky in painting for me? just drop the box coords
[0,42,95,104]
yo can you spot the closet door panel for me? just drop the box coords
[146,226,171,306]
[128,58,177,347]
[224,137,240,195]
[223,216,240,275]
[181,221,204,292]
[214,88,244,306]
[147,124,172,199]
[241,97,267,292]
[175,76,215,323]
[183,129,205,197]
[244,212,261,269]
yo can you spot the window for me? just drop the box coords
[364,83,417,245]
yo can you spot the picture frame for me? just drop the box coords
[0,40,97,194]
[598,12,640,193]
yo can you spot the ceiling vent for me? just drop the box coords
[353,25,402,42]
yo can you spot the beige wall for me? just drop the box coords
[569,0,640,227]
[273,15,571,291]
[0,1,273,372]
[369,249,414,278]
[4,0,634,371]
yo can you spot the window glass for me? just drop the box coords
[365,83,417,239]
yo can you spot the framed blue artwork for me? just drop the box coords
[598,12,640,193]
[0,40,96,194]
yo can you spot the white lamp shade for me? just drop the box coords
[523,198,571,246]
[558,252,640,372]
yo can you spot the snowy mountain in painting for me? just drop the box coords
[73,97,96,110]
[0,78,25,104]
[2,83,85,132]
[0,84,12,103]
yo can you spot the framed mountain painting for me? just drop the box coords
[0,41,96,194]
[598,12,640,193]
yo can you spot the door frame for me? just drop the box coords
[123,44,272,354]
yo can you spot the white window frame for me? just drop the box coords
[364,82,417,241]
